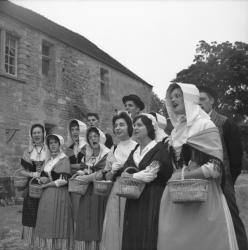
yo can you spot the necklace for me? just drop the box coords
[34,144,44,160]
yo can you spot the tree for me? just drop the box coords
[173,40,248,121]
[150,91,167,117]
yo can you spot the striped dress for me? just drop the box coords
[35,156,73,250]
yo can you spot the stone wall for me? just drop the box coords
[0,13,152,177]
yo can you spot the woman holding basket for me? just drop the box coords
[35,134,73,250]
[100,111,137,250]
[157,83,238,250]
[75,127,110,250]
[115,113,173,250]
[19,123,47,246]
[65,119,87,222]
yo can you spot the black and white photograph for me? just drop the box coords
[0,0,248,250]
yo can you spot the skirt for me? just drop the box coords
[157,180,238,250]
[35,186,73,250]
[100,180,126,250]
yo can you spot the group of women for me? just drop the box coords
[19,83,239,250]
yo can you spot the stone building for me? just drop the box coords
[0,1,152,178]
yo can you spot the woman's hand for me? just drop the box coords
[169,171,182,181]
[77,170,86,175]
[133,170,155,183]
[105,171,114,181]
[95,171,103,180]
[111,162,123,172]
[41,183,49,189]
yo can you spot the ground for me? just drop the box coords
[0,205,38,250]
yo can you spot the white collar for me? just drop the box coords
[133,140,156,167]
[44,151,66,173]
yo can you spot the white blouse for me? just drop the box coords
[105,138,137,171]
[133,140,157,167]
[30,145,46,161]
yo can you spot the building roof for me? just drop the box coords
[0,1,152,88]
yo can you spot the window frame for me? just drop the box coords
[41,40,53,77]
[99,67,110,100]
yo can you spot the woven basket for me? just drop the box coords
[93,180,113,196]
[168,166,209,203]
[68,174,89,195]
[13,168,28,188]
[29,177,42,198]
[116,167,146,199]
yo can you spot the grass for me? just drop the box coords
[0,205,38,250]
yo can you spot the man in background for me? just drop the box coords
[122,94,145,120]
[199,86,248,250]
[87,112,113,149]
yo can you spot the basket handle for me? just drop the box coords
[181,166,187,180]
[29,177,39,185]
[123,167,139,174]
[71,173,79,179]
[13,168,23,177]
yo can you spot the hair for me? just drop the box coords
[87,112,99,120]
[169,83,181,95]
[112,111,133,137]
[133,115,155,140]
[86,127,100,145]
[149,112,157,121]
[46,134,60,149]
[30,124,45,138]
[69,120,79,130]
[198,86,217,101]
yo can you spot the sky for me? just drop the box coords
[11,0,248,99]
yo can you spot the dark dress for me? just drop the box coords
[21,158,43,228]
[118,141,173,250]
[66,144,86,221]
[75,153,109,250]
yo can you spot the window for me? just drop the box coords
[44,123,56,136]
[4,33,18,76]
[100,67,109,100]
[42,41,52,76]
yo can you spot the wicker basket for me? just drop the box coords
[93,180,113,196]
[116,167,146,199]
[29,177,42,198]
[13,168,28,188]
[167,166,209,203]
[68,174,89,195]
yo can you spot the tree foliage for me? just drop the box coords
[173,40,248,121]
[150,91,167,117]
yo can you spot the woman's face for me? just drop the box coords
[88,132,100,149]
[31,126,44,145]
[170,88,186,115]
[133,118,148,140]
[114,118,129,140]
[49,138,60,154]
[70,125,80,142]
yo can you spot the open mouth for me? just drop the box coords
[172,103,178,108]
[33,137,41,141]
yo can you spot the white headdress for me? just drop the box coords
[165,83,215,151]
[66,119,87,148]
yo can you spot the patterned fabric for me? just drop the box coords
[22,226,35,246]
[75,241,99,250]
[35,157,73,250]
[21,157,44,228]
[118,141,173,250]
